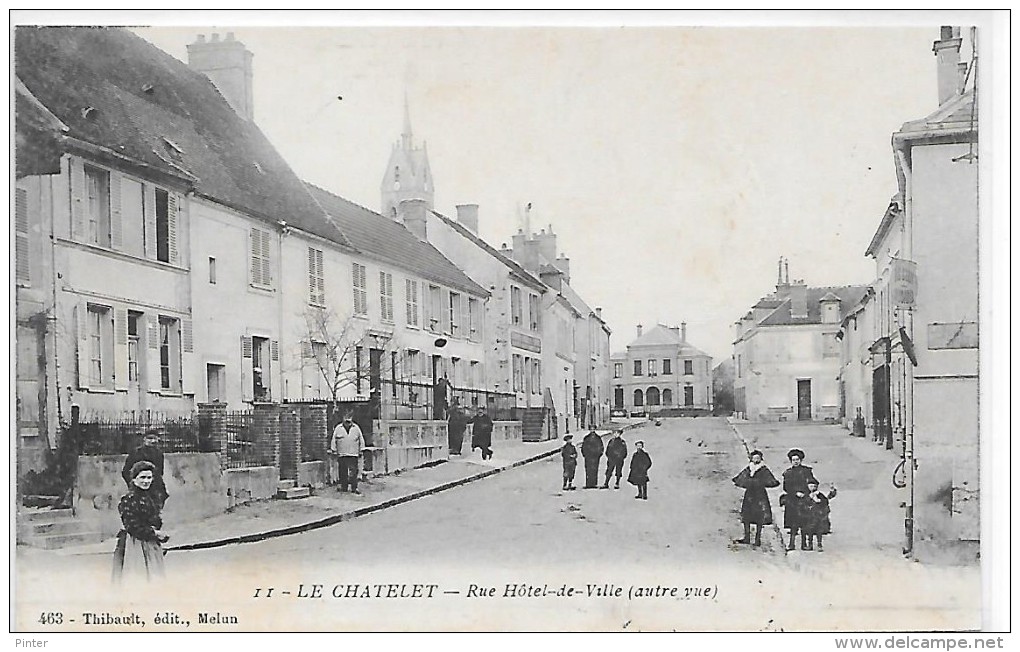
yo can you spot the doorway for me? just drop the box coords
[797,379,812,421]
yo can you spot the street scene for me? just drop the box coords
[11,14,1002,635]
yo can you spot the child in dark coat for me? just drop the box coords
[732,449,780,547]
[801,480,837,551]
[561,435,578,491]
[627,441,652,500]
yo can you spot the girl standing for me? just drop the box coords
[627,441,652,500]
[732,449,780,547]
[112,460,170,585]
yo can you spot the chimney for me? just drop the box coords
[398,198,428,241]
[595,307,602,320]
[535,225,557,263]
[455,204,479,234]
[958,61,969,92]
[681,322,687,342]
[933,26,963,106]
[636,324,643,339]
[555,254,570,284]
[790,280,808,319]
[187,32,255,121]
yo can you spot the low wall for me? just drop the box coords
[223,465,279,510]
[298,461,327,488]
[75,452,227,539]
[370,420,448,475]
[492,421,522,444]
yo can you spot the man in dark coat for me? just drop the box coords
[433,375,451,420]
[560,435,578,491]
[601,430,628,489]
[627,440,652,499]
[447,402,467,456]
[580,430,604,489]
[470,407,493,460]
[781,448,817,551]
[121,429,169,509]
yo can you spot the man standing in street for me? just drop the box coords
[471,406,494,460]
[434,374,451,420]
[448,401,467,456]
[601,429,628,489]
[329,410,365,494]
[122,429,169,509]
[580,429,604,489]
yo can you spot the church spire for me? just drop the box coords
[401,92,413,149]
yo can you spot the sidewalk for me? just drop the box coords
[726,417,907,560]
[54,421,646,557]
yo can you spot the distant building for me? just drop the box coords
[712,358,736,416]
[733,261,868,422]
[611,323,713,416]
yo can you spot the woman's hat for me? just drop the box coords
[749,449,764,459]
[787,448,805,460]
[129,460,156,479]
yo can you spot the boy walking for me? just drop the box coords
[560,435,578,491]
[627,441,652,500]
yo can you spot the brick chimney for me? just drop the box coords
[535,225,557,263]
[554,254,570,284]
[933,26,963,106]
[188,32,255,121]
[790,280,809,319]
[455,204,479,234]
[595,307,602,320]
[681,322,687,342]
[636,324,643,339]
[398,198,428,241]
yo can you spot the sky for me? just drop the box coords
[127,16,972,362]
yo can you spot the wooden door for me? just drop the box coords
[797,379,812,421]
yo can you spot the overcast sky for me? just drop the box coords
[130,17,970,362]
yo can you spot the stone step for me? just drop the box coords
[20,508,74,523]
[275,486,311,500]
[28,520,87,536]
[35,531,106,550]
[277,479,296,490]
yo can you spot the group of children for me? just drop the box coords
[559,431,652,500]
[732,447,837,552]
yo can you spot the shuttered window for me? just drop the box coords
[405,279,419,327]
[15,188,29,284]
[308,247,325,305]
[251,227,272,287]
[380,271,394,322]
[85,165,111,247]
[352,262,368,315]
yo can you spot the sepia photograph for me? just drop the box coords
[9,9,1009,640]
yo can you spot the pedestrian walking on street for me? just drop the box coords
[330,410,365,494]
[112,460,169,587]
[447,402,467,456]
[471,407,494,460]
[732,449,780,547]
[434,375,451,420]
[580,430,604,489]
[780,448,817,551]
[601,429,628,489]
[801,480,838,551]
[121,429,169,510]
[627,441,652,499]
[560,434,578,491]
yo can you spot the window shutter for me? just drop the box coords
[316,249,325,304]
[167,193,179,264]
[308,247,316,301]
[15,188,29,284]
[109,172,123,249]
[250,229,261,285]
[180,318,195,394]
[70,159,86,240]
[261,229,272,286]
[240,336,253,402]
[301,340,313,358]
[271,339,279,361]
[75,301,90,390]
[147,315,162,392]
[143,185,157,259]
[114,307,129,390]
[462,298,470,339]
[441,289,451,334]
[405,279,413,325]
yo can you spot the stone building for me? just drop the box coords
[610,323,713,416]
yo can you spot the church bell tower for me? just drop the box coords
[381,96,434,221]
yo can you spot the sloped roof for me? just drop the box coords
[758,285,870,327]
[430,211,545,291]
[898,89,977,136]
[865,195,904,257]
[15,26,348,246]
[627,324,710,358]
[306,184,488,298]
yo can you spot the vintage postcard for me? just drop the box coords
[10,10,1008,638]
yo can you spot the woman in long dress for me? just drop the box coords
[112,460,170,585]
[732,449,780,547]
[780,448,817,551]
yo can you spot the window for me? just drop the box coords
[614,363,622,379]
[127,311,141,383]
[87,304,114,386]
[512,354,523,392]
[736,355,742,379]
[250,226,272,286]
[524,357,532,395]
[406,279,420,327]
[308,248,325,305]
[449,357,459,387]
[449,292,461,335]
[156,189,172,263]
[634,389,644,407]
[206,364,225,403]
[531,360,541,394]
[380,271,394,322]
[614,387,624,409]
[648,359,657,377]
[662,358,672,375]
[208,257,217,284]
[428,285,442,331]
[647,387,660,406]
[158,316,182,392]
[85,165,111,247]
[662,388,673,405]
[684,359,694,375]
[252,336,271,401]
[470,361,480,389]
[406,349,421,383]
[121,178,145,257]
[352,263,368,315]
[511,286,523,326]
[529,294,540,331]
[633,360,643,376]
[468,298,481,341]
[684,386,694,406]
[15,188,29,284]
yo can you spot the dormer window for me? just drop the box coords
[162,137,183,161]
